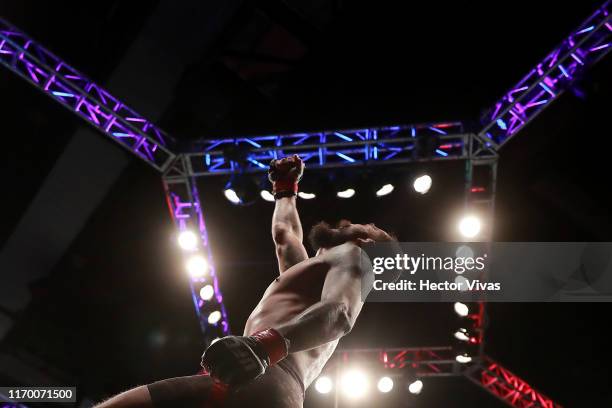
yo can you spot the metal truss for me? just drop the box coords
[331,346,461,378]
[465,356,562,408]
[162,157,231,342]
[478,1,611,148]
[0,18,176,173]
[183,122,474,177]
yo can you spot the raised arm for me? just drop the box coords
[269,156,308,272]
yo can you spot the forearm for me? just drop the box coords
[274,301,352,353]
[272,196,303,241]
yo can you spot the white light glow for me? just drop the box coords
[177,230,198,251]
[298,192,316,200]
[315,376,333,394]
[260,190,275,202]
[455,245,474,260]
[408,379,423,395]
[337,188,356,199]
[458,215,481,238]
[224,188,241,204]
[377,376,394,393]
[375,184,395,197]
[341,369,368,398]
[454,328,470,342]
[456,354,473,364]
[454,275,469,292]
[199,285,215,301]
[454,302,469,317]
[413,175,432,194]
[186,255,209,278]
[208,310,222,324]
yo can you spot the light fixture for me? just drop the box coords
[407,379,423,395]
[337,188,356,199]
[375,183,395,197]
[208,310,222,324]
[224,175,258,206]
[456,353,473,364]
[455,244,474,259]
[186,255,209,278]
[315,376,333,394]
[341,369,368,398]
[177,230,198,251]
[454,302,469,317]
[298,192,316,200]
[199,284,215,301]
[413,174,432,194]
[454,328,471,342]
[377,376,394,393]
[260,190,275,202]
[458,215,481,238]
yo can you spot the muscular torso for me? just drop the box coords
[243,255,340,388]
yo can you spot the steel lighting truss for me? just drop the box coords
[479,1,611,148]
[1,2,609,406]
[0,18,176,173]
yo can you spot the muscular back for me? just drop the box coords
[244,243,367,387]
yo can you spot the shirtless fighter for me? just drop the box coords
[97,155,395,408]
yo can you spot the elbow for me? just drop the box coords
[335,302,353,336]
[272,222,290,244]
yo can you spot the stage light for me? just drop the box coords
[341,369,368,398]
[224,175,258,206]
[186,255,209,278]
[454,275,469,291]
[407,379,423,395]
[208,310,222,324]
[224,188,241,204]
[375,183,395,197]
[454,302,469,317]
[337,188,356,199]
[455,244,474,260]
[298,192,316,200]
[456,353,473,364]
[458,215,481,238]
[454,328,470,342]
[413,174,432,194]
[315,376,333,394]
[377,376,394,393]
[260,190,275,202]
[200,284,215,301]
[177,230,198,251]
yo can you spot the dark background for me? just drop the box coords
[1,0,611,406]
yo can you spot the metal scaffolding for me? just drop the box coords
[1,2,609,406]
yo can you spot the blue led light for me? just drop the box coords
[334,132,353,141]
[435,149,449,157]
[52,91,74,97]
[496,119,507,130]
[335,152,356,163]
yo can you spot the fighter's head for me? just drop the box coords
[308,219,396,252]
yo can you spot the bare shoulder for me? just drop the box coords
[321,243,371,273]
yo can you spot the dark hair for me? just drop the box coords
[308,220,397,251]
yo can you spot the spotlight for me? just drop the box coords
[454,275,469,291]
[199,284,215,301]
[413,174,432,194]
[224,175,258,206]
[455,244,474,260]
[377,376,394,393]
[224,188,241,204]
[341,369,368,398]
[375,183,395,197]
[454,328,471,342]
[337,188,356,199]
[177,230,198,251]
[186,255,209,278]
[458,215,481,238]
[454,302,469,317]
[455,353,473,364]
[298,192,316,200]
[407,379,423,395]
[208,310,222,325]
[260,190,275,202]
[315,376,333,394]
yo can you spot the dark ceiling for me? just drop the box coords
[1,0,611,406]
